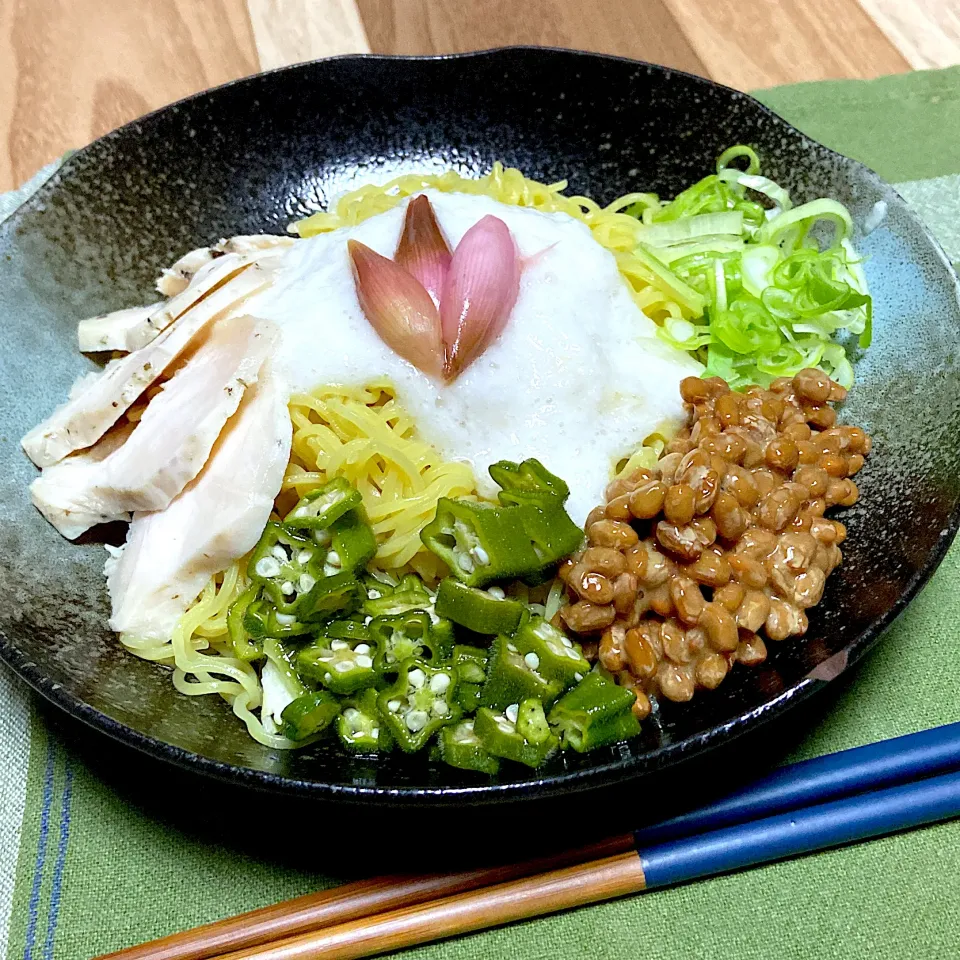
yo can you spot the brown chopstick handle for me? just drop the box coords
[96,835,635,960]
[218,852,647,960]
[95,875,468,960]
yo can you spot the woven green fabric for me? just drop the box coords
[895,175,960,263]
[756,66,960,183]
[5,67,960,960]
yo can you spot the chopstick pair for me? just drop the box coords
[101,721,960,960]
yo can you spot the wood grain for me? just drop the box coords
[3,0,959,197]
[858,0,960,70]
[0,1,17,193]
[219,852,648,960]
[0,0,259,192]
[356,0,707,77]
[661,0,911,89]
[247,0,370,70]
[97,835,636,960]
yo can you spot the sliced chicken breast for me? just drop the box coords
[68,365,119,400]
[24,424,137,538]
[77,240,294,357]
[128,253,252,352]
[22,262,273,468]
[77,302,164,353]
[220,235,297,255]
[156,235,295,297]
[155,247,217,298]
[31,315,278,539]
[106,365,292,641]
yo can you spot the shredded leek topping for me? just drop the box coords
[295,148,870,389]
[628,146,870,388]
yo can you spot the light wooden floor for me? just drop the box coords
[1,0,959,192]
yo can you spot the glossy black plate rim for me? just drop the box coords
[2,46,959,806]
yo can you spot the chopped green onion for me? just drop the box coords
[637,212,743,248]
[620,247,705,318]
[716,145,761,175]
[758,198,853,252]
[716,170,792,213]
[544,579,566,623]
[655,237,744,265]
[621,145,871,389]
[740,245,779,298]
[713,259,729,312]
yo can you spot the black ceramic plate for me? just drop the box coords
[2,48,959,807]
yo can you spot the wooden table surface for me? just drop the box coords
[1,0,959,193]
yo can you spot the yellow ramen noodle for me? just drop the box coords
[282,382,475,580]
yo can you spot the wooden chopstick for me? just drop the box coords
[213,769,960,960]
[97,836,635,960]
[98,721,960,960]
[215,852,648,960]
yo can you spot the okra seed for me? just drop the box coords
[331,640,348,651]
[524,652,541,670]
[497,720,514,734]
[255,557,281,579]
[405,710,429,732]
[566,648,582,660]
[324,673,332,683]
[271,546,287,562]
[574,672,583,681]
[505,703,520,724]
[299,574,316,593]
[343,708,361,723]
[275,613,296,626]
[371,728,380,738]
[363,616,373,625]
[354,644,371,655]
[561,637,573,648]
[356,655,374,669]
[352,731,364,739]
[387,700,401,712]
[429,673,451,694]
[458,554,475,573]
[297,550,313,565]
[334,659,355,673]
[473,546,490,565]
[327,551,341,565]
[507,643,518,653]
[280,580,295,596]
[433,701,449,717]
[408,668,426,689]
[548,642,564,656]
[488,586,506,599]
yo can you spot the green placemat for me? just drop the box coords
[5,66,960,960]
[755,65,960,184]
